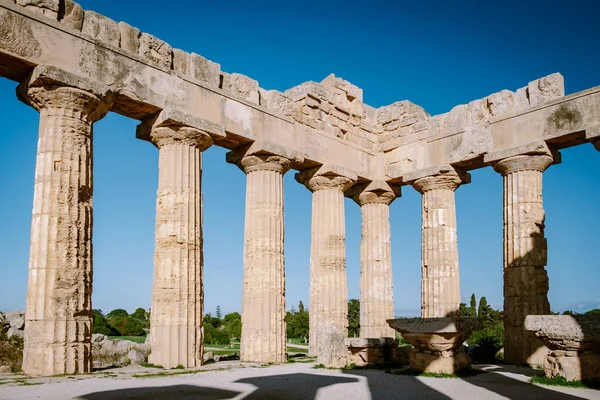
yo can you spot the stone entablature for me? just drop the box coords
[4,0,600,189]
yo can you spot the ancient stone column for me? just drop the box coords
[353,187,397,338]
[18,76,111,375]
[412,170,468,318]
[232,154,291,363]
[148,126,213,369]
[494,154,553,365]
[296,168,356,358]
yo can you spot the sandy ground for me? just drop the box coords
[1,362,599,400]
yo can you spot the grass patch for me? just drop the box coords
[133,367,231,379]
[286,346,308,353]
[531,375,600,389]
[312,364,326,369]
[108,336,146,344]
[15,379,43,386]
[140,363,164,369]
[172,365,185,370]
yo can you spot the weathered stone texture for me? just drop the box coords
[233,154,290,363]
[118,22,140,54]
[494,154,553,366]
[139,33,172,69]
[148,125,211,369]
[221,72,259,103]
[412,169,468,318]
[18,79,111,376]
[529,73,564,106]
[190,53,220,87]
[59,0,83,31]
[354,187,396,339]
[81,11,120,48]
[16,0,58,19]
[296,167,356,357]
[317,325,347,368]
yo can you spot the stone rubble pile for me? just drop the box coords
[91,334,150,369]
[0,311,25,339]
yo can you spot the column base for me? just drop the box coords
[387,317,479,374]
[409,348,471,374]
[344,337,398,367]
[526,315,600,382]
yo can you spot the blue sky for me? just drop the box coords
[0,0,599,317]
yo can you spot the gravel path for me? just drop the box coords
[1,362,598,400]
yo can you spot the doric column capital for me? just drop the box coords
[138,109,225,150]
[226,140,303,175]
[295,165,357,192]
[17,65,114,122]
[493,154,553,176]
[150,125,213,150]
[412,169,470,194]
[238,154,292,174]
[350,181,401,206]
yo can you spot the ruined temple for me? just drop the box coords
[1,0,599,377]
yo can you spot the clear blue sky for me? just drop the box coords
[0,0,599,317]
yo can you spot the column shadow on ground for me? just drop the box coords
[77,384,241,400]
[235,372,359,399]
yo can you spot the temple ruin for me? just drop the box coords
[1,0,599,377]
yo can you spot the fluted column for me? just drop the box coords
[234,154,290,363]
[353,189,397,338]
[19,82,111,376]
[297,169,355,357]
[494,154,553,365]
[412,170,468,318]
[148,126,212,369]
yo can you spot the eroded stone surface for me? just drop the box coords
[494,154,554,366]
[296,166,356,358]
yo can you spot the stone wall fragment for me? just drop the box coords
[82,11,120,48]
[139,33,172,69]
[15,0,59,19]
[59,0,83,31]
[118,21,140,54]
[529,73,564,106]
[190,53,220,87]
[222,72,259,103]
[172,48,188,75]
[486,90,514,117]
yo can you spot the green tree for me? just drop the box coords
[119,317,146,336]
[224,312,241,323]
[203,313,221,329]
[478,296,489,319]
[348,299,360,337]
[224,318,242,339]
[216,306,222,319]
[92,309,118,335]
[585,309,600,316]
[107,309,129,319]
[470,294,477,316]
[130,307,148,320]
[563,310,576,316]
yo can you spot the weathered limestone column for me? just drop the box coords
[411,169,469,318]
[352,183,398,338]
[494,154,554,365]
[137,110,224,369]
[17,67,113,376]
[296,167,356,358]
[226,144,301,363]
[147,128,212,369]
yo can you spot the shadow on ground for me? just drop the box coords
[78,385,241,400]
[235,373,358,399]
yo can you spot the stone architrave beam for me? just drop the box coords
[227,143,303,363]
[410,167,470,318]
[350,181,399,339]
[18,65,114,376]
[296,165,357,361]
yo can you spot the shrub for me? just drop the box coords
[0,332,24,372]
[204,324,230,345]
